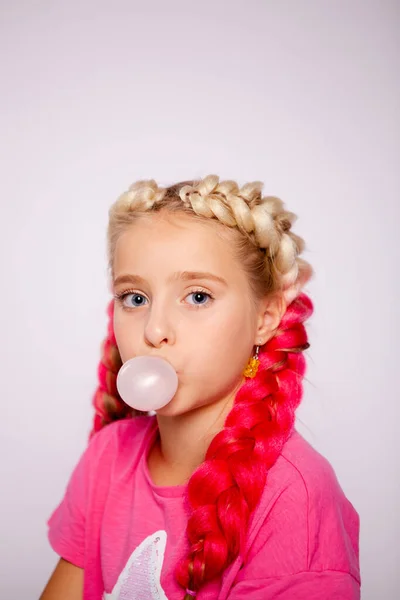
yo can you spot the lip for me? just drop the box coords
[144,355,179,373]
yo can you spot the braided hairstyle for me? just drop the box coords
[90,175,314,596]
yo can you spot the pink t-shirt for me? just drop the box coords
[47,415,360,599]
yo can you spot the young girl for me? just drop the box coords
[40,175,361,599]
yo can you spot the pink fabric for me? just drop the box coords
[47,415,360,599]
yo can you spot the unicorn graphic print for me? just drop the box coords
[103,530,169,599]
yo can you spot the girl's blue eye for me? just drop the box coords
[124,293,148,308]
[187,291,211,305]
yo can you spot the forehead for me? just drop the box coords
[113,212,245,280]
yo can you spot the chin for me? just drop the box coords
[154,400,185,418]
[154,391,198,418]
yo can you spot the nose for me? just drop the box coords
[144,300,176,349]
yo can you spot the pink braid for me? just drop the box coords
[89,299,135,440]
[175,293,313,596]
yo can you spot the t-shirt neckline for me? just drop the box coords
[141,417,187,499]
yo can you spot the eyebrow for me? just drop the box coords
[113,271,228,288]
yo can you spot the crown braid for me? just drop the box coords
[93,174,314,596]
[109,174,312,306]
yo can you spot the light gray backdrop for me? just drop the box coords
[1,1,398,598]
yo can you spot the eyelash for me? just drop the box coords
[113,288,215,311]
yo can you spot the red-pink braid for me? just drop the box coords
[89,299,135,439]
[175,292,313,597]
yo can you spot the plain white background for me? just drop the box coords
[0,1,398,598]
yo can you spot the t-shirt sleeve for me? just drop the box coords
[47,443,91,567]
[227,570,360,599]
[46,424,115,568]
[225,447,361,600]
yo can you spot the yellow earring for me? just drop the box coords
[243,345,260,378]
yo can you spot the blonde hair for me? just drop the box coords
[107,174,312,305]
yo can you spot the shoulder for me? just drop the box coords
[88,415,157,458]
[278,429,351,509]
[69,415,157,484]
[278,430,360,536]
[256,429,356,519]
[243,429,360,581]
[51,416,157,494]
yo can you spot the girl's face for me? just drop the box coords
[112,212,261,418]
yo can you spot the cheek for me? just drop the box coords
[113,313,139,362]
[194,309,255,372]
[212,300,255,342]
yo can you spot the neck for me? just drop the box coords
[148,382,243,485]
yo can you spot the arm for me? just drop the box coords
[39,558,83,600]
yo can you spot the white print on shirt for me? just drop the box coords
[103,530,169,599]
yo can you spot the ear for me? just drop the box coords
[255,293,287,346]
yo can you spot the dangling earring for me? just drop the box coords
[243,345,260,378]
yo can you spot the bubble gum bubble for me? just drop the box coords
[116,356,178,412]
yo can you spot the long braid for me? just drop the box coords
[175,293,313,596]
[89,299,136,439]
